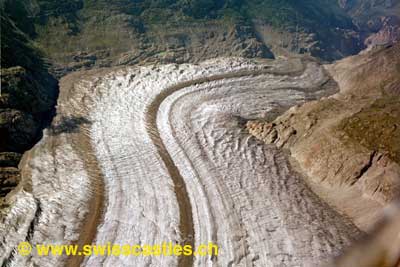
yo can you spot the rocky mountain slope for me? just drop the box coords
[247,41,400,267]
[3,0,398,76]
[0,15,58,198]
[340,0,400,46]
[248,42,400,230]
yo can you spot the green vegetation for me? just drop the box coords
[1,12,58,155]
[1,16,44,71]
[1,0,359,67]
[242,0,352,29]
[341,97,400,164]
[1,14,58,111]
[2,0,354,44]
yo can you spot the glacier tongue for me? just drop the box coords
[2,58,361,267]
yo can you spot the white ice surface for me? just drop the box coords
[1,58,361,267]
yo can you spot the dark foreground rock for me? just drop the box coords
[0,167,20,197]
[0,15,58,198]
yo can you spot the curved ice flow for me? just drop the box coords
[85,58,360,266]
[0,58,362,267]
[158,68,361,266]
[1,135,93,267]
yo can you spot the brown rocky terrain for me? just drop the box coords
[247,42,400,264]
[51,23,274,76]
[4,0,399,79]
[365,16,400,47]
[0,16,58,199]
[340,0,400,48]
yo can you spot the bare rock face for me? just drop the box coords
[338,0,400,49]
[0,67,57,114]
[0,167,20,197]
[0,152,21,167]
[365,16,400,47]
[0,109,40,153]
[247,43,400,230]
[0,15,58,200]
[248,99,400,204]
[114,24,274,66]
[49,22,274,76]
